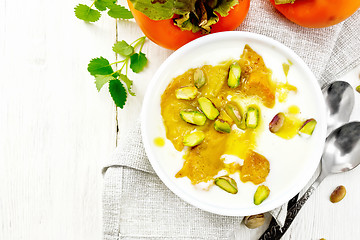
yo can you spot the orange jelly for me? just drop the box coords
[239,46,275,108]
[240,150,270,185]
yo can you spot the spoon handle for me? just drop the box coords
[258,184,318,240]
[280,185,318,234]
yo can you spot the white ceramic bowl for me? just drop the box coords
[141,32,327,216]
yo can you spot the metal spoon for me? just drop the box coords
[260,122,360,240]
[323,81,355,134]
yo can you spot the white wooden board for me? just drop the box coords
[1,0,360,239]
[0,0,117,239]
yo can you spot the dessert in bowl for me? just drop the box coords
[141,32,326,216]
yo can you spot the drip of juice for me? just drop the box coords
[275,106,303,140]
[154,137,165,147]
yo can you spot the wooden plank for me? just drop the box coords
[0,0,117,239]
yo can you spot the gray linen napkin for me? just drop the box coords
[103,0,360,239]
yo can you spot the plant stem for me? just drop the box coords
[132,36,146,51]
[130,37,143,46]
[125,59,129,76]
[119,61,127,73]
[111,61,127,76]
[89,0,95,8]
[139,37,146,52]
[110,59,126,66]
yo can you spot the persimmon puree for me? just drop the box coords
[161,45,276,185]
[241,150,270,185]
[239,45,275,108]
[175,126,227,184]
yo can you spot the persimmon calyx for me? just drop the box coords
[274,0,295,5]
[174,0,238,33]
[131,0,238,33]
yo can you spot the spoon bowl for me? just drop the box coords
[323,81,355,134]
[322,121,360,175]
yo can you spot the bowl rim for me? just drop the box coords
[141,31,327,216]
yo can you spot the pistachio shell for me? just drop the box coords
[244,214,265,229]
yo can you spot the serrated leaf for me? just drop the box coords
[112,72,120,78]
[130,52,147,73]
[88,57,114,76]
[95,75,115,91]
[108,5,133,19]
[119,74,135,96]
[74,4,101,22]
[113,41,134,57]
[109,80,127,109]
[94,0,116,11]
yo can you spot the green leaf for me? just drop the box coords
[95,75,115,91]
[130,52,147,73]
[129,0,196,20]
[88,57,114,76]
[113,41,134,57]
[94,0,116,11]
[74,4,101,22]
[119,74,136,96]
[214,0,239,17]
[108,5,134,19]
[112,72,120,78]
[109,80,127,109]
